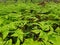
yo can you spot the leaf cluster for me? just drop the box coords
[0,2,60,45]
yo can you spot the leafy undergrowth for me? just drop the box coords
[0,2,60,45]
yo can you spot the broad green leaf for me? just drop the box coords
[48,35,56,44]
[31,30,40,34]
[55,36,60,45]
[44,41,51,45]
[0,37,3,45]
[5,39,12,45]
[2,30,9,39]
[48,35,60,45]
[47,26,54,35]
[8,22,17,30]
[39,22,50,31]
[15,38,20,45]
[55,27,60,35]
[11,29,24,41]
[1,25,9,32]
[39,30,48,41]
[0,18,4,25]
[22,38,41,45]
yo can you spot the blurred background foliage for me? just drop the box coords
[0,0,60,3]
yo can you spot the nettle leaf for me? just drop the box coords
[55,36,60,45]
[0,37,3,45]
[39,22,50,31]
[48,35,57,44]
[22,38,41,45]
[15,38,20,45]
[31,30,40,34]
[55,27,60,34]
[48,35,60,45]
[0,18,4,25]
[11,29,24,41]
[1,25,9,39]
[39,30,48,41]
[47,26,54,35]
[2,30,9,39]
[1,25,9,32]
[41,7,49,13]
[8,22,17,30]
[5,39,12,45]
[44,41,51,45]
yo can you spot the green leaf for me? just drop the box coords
[15,38,20,45]
[55,36,60,45]
[55,27,60,35]
[48,35,56,44]
[44,41,51,45]
[11,29,24,41]
[8,22,17,30]
[1,25,9,32]
[2,30,9,39]
[0,18,4,25]
[31,30,40,34]
[0,37,3,45]
[48,35,60,45]
[5,39,12,45]
[39,30,48,41]
[47,26,54,35]
[39,22,50,31]
[22,38,41,45]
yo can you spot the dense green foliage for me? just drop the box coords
[0,2,60,45]
[0,0,60,3]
